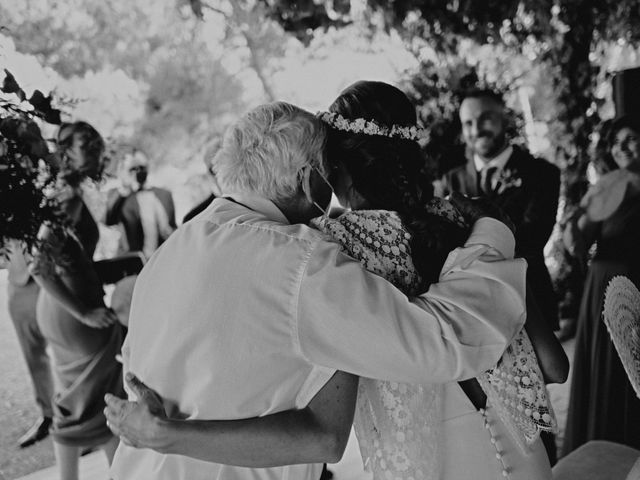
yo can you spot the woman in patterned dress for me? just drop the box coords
[105,82,566,479]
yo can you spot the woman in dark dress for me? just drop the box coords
[30,122,124,480]
[563,115,640,454]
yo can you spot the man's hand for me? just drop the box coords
[448,192,515,234]
[105,373,168,451]
[79,307,118,328]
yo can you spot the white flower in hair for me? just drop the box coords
[317,111,427,141]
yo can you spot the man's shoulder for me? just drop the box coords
[439,146,470,177]
[206,201,330,248]
[509,146,559,178]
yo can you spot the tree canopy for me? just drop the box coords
[256,0,640,174]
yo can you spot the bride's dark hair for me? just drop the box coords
[327,81,430,212]
[327,80,468,285]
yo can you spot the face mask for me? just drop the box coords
[134,168,148,186]
[303,166,334,220]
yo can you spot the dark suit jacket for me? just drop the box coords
[106,187,176,253]
[438,145,561,328]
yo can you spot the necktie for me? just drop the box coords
[481,166,498,194]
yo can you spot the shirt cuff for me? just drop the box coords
[465,217,515,259]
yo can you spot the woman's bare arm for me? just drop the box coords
[105,370,358,467]
[31,270,116,328]
[30,223,117,328]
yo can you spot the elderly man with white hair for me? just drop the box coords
[109,101,527,480]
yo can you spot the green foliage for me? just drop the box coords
[1,0,288,168]
[137,39,245,165]
[258,0,640,170]
[259,0,352,45]
[0,0,190,80]
[0,70,66,259]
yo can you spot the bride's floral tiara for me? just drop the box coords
[317,111,427,142]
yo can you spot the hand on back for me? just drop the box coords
[448,192,515,234]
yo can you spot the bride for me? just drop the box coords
[105,81,567,479]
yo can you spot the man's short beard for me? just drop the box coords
[477,131,508,159]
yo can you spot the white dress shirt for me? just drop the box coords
[110,194,526,480]
[474,145,513,191]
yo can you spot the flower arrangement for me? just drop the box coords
[317,111,427,141]
[0,69,66,260]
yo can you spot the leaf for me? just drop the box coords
[27,90,62,125]
[1,69,20,93]
[1,69,26,101]
[28,90,51,111]
[43,109,62,125]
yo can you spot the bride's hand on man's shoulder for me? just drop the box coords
[447,192,515,234]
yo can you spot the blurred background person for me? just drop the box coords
[30,121,124,480]
[436,89,561,331]
[1,241,54,448]
[106,150,176,259]
[563,115,640,454]
[435,88,562,463]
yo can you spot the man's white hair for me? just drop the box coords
[213,102,327,202]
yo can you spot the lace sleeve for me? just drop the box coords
[477,329,557,453]
[312,210,442,480]
[312,210,422,296]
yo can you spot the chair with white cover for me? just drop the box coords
[553,276,640,480]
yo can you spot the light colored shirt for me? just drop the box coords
[111,194,527,480]
[474,145,514,190]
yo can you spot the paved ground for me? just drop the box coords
[0,271,55,480]
[0,269,574,479]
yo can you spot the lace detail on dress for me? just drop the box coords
[312,204,555,477]
[424,197,467,228]
[477,329,557,453]
[314,210,422,295]
[312,210,441,480]
[355,379,442,480]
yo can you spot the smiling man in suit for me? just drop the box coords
[436,89,561,333]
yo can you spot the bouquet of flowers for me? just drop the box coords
[0,69,66,260]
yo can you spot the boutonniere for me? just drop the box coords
[494,168,523,195]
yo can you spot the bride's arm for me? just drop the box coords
[105,370,358,467]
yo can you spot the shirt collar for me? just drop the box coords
[222,193,289,224]
[473,144,513,173]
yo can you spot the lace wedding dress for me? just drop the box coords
[313,202,553,480]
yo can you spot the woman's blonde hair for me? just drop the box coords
[213,102,327,202]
